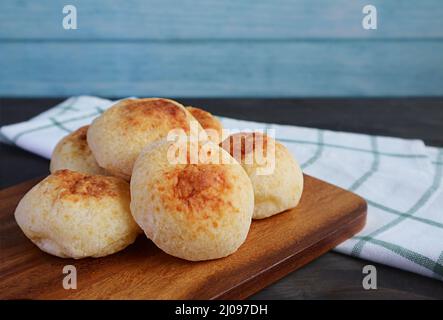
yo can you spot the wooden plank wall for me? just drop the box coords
[0,0,442,97]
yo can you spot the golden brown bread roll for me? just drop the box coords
[130,139,254,261]
[221,132,303,219]
[50,125,107,175]
[14,170,141,259]
[186,106,223,144]
[87,98,204,180]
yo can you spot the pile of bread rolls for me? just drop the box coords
[15,98,303,261]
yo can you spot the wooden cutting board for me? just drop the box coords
[0,174,366,300]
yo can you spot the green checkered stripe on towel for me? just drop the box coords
[221,117,443,281]
[14,104,106,143]
[0,97,113,157]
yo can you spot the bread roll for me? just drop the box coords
[14,170,141,259]
[50,125,107,175]
[186,106,223,143]
[221,132,303,219]
[130,139,254,261]
[87,98,204,180]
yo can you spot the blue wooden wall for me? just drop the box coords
[0,0,442,97]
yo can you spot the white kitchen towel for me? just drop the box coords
[1,96,442,281]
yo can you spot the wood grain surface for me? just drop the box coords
[0,174,366,300]
[1,1,443,97]
[2,42,443,98]
[2,0,442,39]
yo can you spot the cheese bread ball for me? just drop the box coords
[130,140,254,261]
[50,125,107,176]
[88,98,204,180]
[14,170,141,259]
[186,106,223,144]
[221,132,303,219]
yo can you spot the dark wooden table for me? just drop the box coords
[1,98,443,300]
